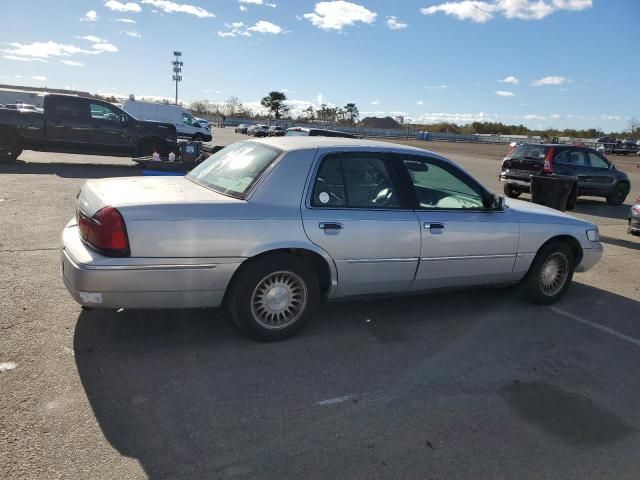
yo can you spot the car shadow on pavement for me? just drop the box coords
[73,285,640,479]
[0,160,139,179]
[600,235,640,251]
[571,199,632,221]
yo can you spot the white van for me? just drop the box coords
[121,100,212,142]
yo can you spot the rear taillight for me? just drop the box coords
[77,206,130,257]
[543,147,555,174]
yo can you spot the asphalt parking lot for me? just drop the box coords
[1,128,640,479]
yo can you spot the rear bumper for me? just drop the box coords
[575,244,603,272]
[500,174,531,190]
[60,222,242,310]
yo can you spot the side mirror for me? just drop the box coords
[490,193,505,210]
[119,114,128,124]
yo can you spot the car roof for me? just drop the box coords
[248,136,450,159]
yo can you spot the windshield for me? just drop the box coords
[510,144,550,159]
[187,141,282,198]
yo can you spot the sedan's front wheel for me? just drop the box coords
[227,254,319,341]
[521,241,574,304]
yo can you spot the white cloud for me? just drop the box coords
[78,35,107,43]
[421,1,495,23]
[238,0,276,6]
[371,99,380,105]
[386,16,408,30]
[498,75,519,85]
[31,76,47,81]
[303,1,377,30]
[247,20,283,33]
[524,114,546,120]
[124,31,142,38]
[81,10,98,22]
[495,90,515,97]
[115,18,137,23]
[141,0,214,17]
[415,112,495,124]
[417,100,424,105]
[239,5,248,11]
[2,40,119,61]
[61,60,84,67]
[92,43,119,52]
[424,84,448,90]
[219,20,283,37]
[532,75,569,86]
[421,0,592,23]
[104,1,142,12]
[601,114,621,121]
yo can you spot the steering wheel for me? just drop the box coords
[369,179,394,206]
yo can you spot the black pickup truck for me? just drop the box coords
[0,94,178,162]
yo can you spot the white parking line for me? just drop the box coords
[551,306,640,348]
[316,395,353,406]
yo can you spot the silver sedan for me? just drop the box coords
[61,138,603,340]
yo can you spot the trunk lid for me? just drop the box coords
[77,176,241,217]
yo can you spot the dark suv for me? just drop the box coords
[500,144,630,206]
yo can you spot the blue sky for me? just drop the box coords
[0,0,638,130]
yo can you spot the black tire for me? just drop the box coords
[606,182,630,206]
[520,241,575,304]
[566,185,577,211]
[503,183,521,199]
[227,254,320,341]
[136,139,169,157]
[0,130,22,163]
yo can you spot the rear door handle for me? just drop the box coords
[319,222,343,230]
[424,222,446,231]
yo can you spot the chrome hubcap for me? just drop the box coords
[539,252,569,296]
[251,271,307,330]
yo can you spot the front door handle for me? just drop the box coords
[319,222,343,230]
[424,222,446,231]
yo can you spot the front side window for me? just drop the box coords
[311,154,400,209]
[187,141,281,198]
[182,113,198,127]
[401,157,485,209]
[587,152,609,169]
[90,103,121,122]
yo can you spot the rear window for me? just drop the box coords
[187,141,282,198]
[286,130,308,136]
[510,145,550,159]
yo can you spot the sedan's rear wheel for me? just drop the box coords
[227,254,319,341]
[606,182,629,206]
[521,241,574,304]
[503,183,521,198]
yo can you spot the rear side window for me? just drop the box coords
[286,130,308,136]
[555,150,586,166]
[48,98,87,120]
[510,145,550,159]
[311,154,401,209]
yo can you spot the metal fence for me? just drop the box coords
[208,115,599,146]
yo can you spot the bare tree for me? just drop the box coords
[222,95,242,117]
[629,117,639,138]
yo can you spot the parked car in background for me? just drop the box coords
[122,99,212,142]
[286,127,356,138]
[3,103,41,112]
[268,126,286,137]
[0,94,178,162]
[629,197,640,236]
[500,143,630,206]
[61,137,602,340]
[196,118,210,130]
[235,124,250,134]
[248,124,269,137]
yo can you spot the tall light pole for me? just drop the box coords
[172,51,183,105]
